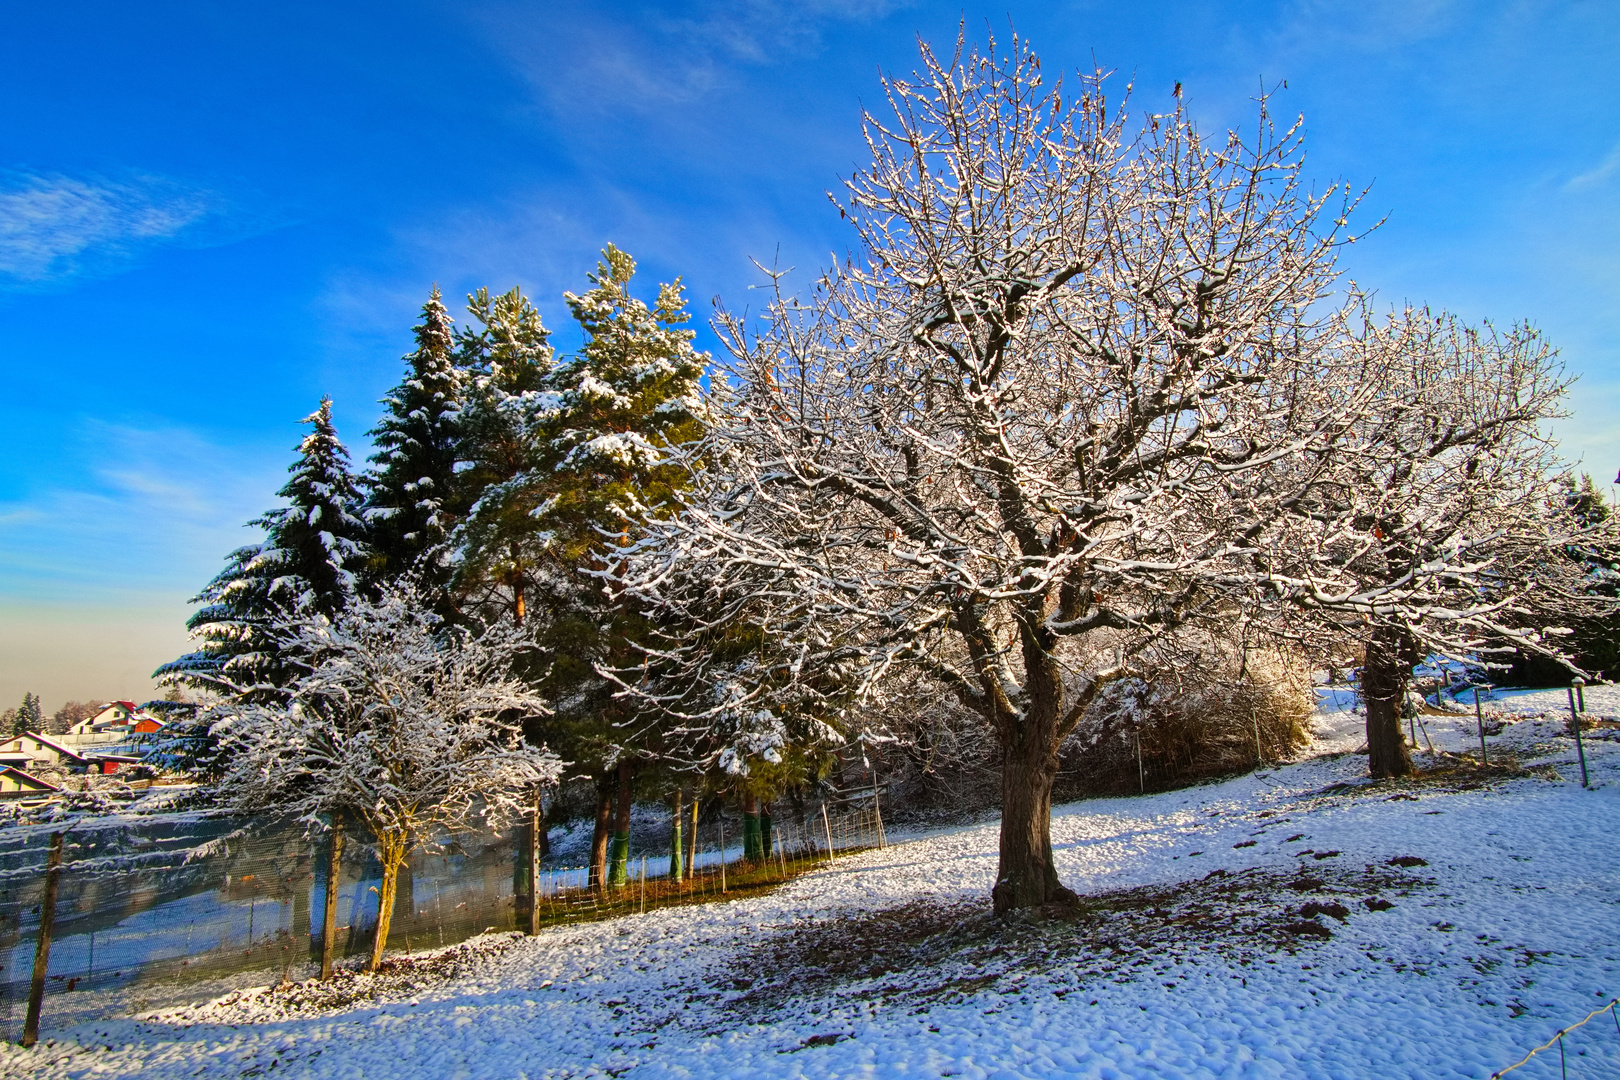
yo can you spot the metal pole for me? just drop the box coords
[1568,681,1590,788]
[1474,685,1488,766]
[21,831,64,1048]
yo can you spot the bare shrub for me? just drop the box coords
[1058,637,1313,796]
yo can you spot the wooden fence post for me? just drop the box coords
[21,831,64,1048]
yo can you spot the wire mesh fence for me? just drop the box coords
[0,794,889,1044]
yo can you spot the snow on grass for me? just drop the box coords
[8,687,1620,1078]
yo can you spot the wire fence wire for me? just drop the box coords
[1490,998,1620,1079]
[0,796,888,1044]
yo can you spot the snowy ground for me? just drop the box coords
[8,687,1620,1079]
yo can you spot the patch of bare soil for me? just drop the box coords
[1310,756,1561,800]
[155,933,526,1023]
[725,861,1430,1017]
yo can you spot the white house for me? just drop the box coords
[0,730,93,773]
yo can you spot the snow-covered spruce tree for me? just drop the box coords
[205,583,560,971]
[1255,306,1610,777]
[453,286,560,626]
[8,692,42,736]
[366,287,465,599]
[609,37,1368,914]
[154,398,368,770]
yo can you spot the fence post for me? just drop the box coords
[320,819,344,980]
[719,819,726,894]
[21,830,64,1048]
[1568,680,1590,788]
[871,774,887,849]
[1136,730,1144,792]
[526,791,542,935]
[1474,685,1489,765]
[821,802,836,862]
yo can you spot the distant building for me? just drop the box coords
[0,730,94,773]
[56,700,165,748]
[0,765,61,799]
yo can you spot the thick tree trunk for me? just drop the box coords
[740,790,763,861]
[992,735,1071,915]
[1364,629,1415,779]
[366,831,409,972]
[609,760,633,887]
[589,772,613,892]
[669,786,684,882]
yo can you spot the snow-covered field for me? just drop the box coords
[8,686,1620,1079]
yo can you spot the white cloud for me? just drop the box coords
[0,170,218,287]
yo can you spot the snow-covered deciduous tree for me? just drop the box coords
[1251,306,1612,777]
[609,36,1367,913]
[204,583,560,970]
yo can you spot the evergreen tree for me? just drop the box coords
[545,246,707,887]
[365,286,466,594]
[155,398,368,770]
[9,692,42,736]
[452,286,558,624]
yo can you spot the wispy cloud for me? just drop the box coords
[480,0,915,119]
[0,421,284,604]
[0,170,220,288]
[1566,139,1620,191]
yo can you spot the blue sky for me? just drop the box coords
[2,0,1617,708]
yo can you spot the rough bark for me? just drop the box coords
[992,731,1071,915]
[1364,628,1416,779]
[366,830,409,972]
[589,772,613,891]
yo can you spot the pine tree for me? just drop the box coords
[365,286,466,594]
[538,245,708,888]
[155,399,368,770]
